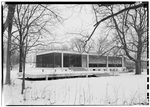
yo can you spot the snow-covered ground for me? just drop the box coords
[2,64,148,105]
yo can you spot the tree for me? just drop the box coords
[13,4,47,93]
[3,4,16,85]
[84,3,147,75]
[70,37,85,53]
[12,4,63,94]
[10,37,20,69]
[70,37,94,53]
[109,5,147,74]
[84,2,147,47]
[61,44,70,51]
[96,35,115,56]
[13,4,62,72]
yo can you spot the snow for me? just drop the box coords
[2,64,148,105]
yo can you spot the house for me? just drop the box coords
[36,50,126,72]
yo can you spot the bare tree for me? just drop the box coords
[61,44,70,51]
[3,4,16,85]
[70,37,94,53]
[84,2,147,47]
[84,3,147,75]
[85,39,95,53]
[13,4,62,70]
[96,35,115,56]
[109,5,147,74]
[12,4,63,94]
[3,31,20,69]
[70,37,85,53]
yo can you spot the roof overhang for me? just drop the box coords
[36,50,123,59]
[36,50,88,55]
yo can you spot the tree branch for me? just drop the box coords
[94,3,145,26]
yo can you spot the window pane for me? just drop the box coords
[75,55,82,67]
[39,53,54,67]
[108,56,122,67]
[89,55,107,64]
[63,53,82,67]
[54,53,61,67]
[108,64,122,67]
[36,55,43,67]
[89,63,97,67]
[97,64,106,67]
[44,53,54,67]
[64,53,70,67]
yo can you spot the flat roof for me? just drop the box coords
[36,50,88,55]
[36,50,122,58]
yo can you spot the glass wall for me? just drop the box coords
[108,56,122,67]
[63,53,82,67]
[89,55,122,67]
[36,52,123,68]
[54,53,61,67]
[36,53,61,67]
[89,55,107,67]
[36,55,43,67]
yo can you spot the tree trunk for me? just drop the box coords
[21,53,26,94]
[19,42,23,72]
[21,60,25,94]
[135,33,142,75]
[5,27,11,85]
[5,4,16,85]
[135,60,141,75]
[21,47,26,94]
[23,55,26,73]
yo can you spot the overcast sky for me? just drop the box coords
[53,5,94,42]
[49,4,107,45]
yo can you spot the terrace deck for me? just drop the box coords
[18,71,111,80]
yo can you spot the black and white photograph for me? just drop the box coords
[2,1,148,106]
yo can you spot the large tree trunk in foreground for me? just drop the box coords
[135,60,141,75]
[5,25,12,85]
[5,4,16,85]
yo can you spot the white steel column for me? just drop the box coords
[87,54,89,71]
[61,52,63,71]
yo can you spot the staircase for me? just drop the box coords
[69,67,87,71]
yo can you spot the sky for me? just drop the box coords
[48,4,107,45]
[24,4,108,59]
[52,5,94,42]
[3,4,109,61]
[2,4,112,48]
